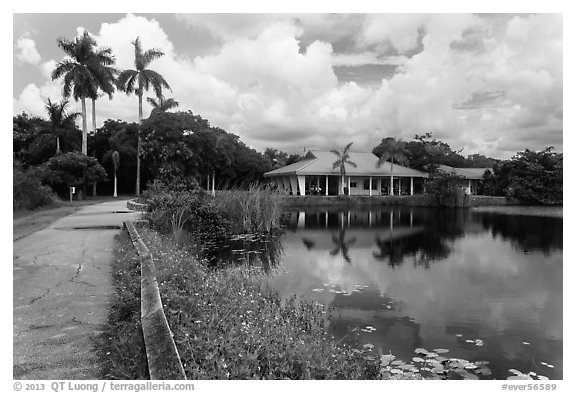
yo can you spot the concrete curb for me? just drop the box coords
[124,220,186,380]
[127,199,149,212]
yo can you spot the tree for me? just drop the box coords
[42,152,108,197]
[374,137,408,195]
[147,95,179,115]
[111,151,120,197]
[117,37,171,196]
[331,142,357,196]
[52,30,102,155]
[33,99,80,156]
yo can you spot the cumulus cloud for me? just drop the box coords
[15,35,41,65]
[13,13,562,159]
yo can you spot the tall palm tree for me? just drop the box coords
[147,95,178,115]
[117,37,171,196]
[87,45,117,135]
[375,138,409,195]
[331,142,357,195]
[52,30,101,155]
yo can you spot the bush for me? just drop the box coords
[425,173,469,207]
[13,164,60,211]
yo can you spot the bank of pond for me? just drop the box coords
[104,203,562,380]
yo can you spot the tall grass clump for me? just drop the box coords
[215,183,285,233]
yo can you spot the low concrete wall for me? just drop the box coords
[124,220,186,380]
[469,196,517,206]
[127,199,149,212]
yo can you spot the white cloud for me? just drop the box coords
[13,13,563,159]
[15,35,41,65]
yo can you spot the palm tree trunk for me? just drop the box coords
[91,98,97,134]
[91,99,98,197]
[81,97,87,155]
[212,169,216,196]
[113,168,118,198]
[56,136,61,155]
[136,93,143,197]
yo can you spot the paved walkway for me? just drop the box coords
[13,200,142,379]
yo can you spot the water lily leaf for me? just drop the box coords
[363,343,374,350]
[412,357,425,363]
[522,341,531,345]
[414,348,429,355]
[435,356,448,362]
[433,348,450,354]
[432,367,445,374]
[507,375,532,380]
[425,352,438,358]
[509,369,523,376]
[461,372,479,380]
[381,354,396,363]
[391,360,405,366]
[546,364,555,368]
[390,369,403,374]
[537,375,549,380]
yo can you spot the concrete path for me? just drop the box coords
[13,200,142,379]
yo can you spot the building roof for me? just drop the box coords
[438,165,492,180]
[265,150,429,178]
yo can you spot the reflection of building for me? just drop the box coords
[265,150,428,196]
[438,165,492,195]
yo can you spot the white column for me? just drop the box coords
[369,176,373,196]
[347,176,351,195]
[390,175,394,196]
[325,175,329,196]
[468,180,472,195]
[377,178,382,196]
[297,175,306,196]
[410,177,414,195]
[290,176,298,196]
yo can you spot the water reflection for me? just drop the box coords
[268,206,563,379]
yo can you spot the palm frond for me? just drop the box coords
[117,69,138,94]
[142,48,164,68]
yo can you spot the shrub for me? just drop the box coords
[425,173,469,207]
[13,164,60,211]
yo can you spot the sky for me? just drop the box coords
[12,12,563,159]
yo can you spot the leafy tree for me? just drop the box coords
[42,152,108,198]
[90,119,138,195]
[374,137,409,195]
[484,147,562,204]
[425,172,469,207]
[13,113,50,166]
[331,142,357,195]
[117,37,171,196]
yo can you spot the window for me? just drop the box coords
[350,182,357,188]
[363,179,370,190]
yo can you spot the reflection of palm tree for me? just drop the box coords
[330,228,356,263]
[373,235,405,268]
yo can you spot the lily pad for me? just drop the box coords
[507,375,532,380]
[381,354,396,363]
[509,369,523,376]
[414,348,429,355]
[390,369,403,374]
[412,357,425,363]
[391,360,405,366]
[433,348,450,354]
[537,375,549,380]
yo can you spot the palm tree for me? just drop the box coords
[29,99,81,160]
[375,138,409,195]
[111,151,120,197]
[147,95,178,115]
[52,31,101,155]
[117,37,171,196]
[87,45,117,135]
[331,142,357,195]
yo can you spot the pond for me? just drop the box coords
[215,205,563,380]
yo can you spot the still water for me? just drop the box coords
[219,206,562,379]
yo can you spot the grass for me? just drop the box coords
[214,184,285,234]
[94,231,149,379]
